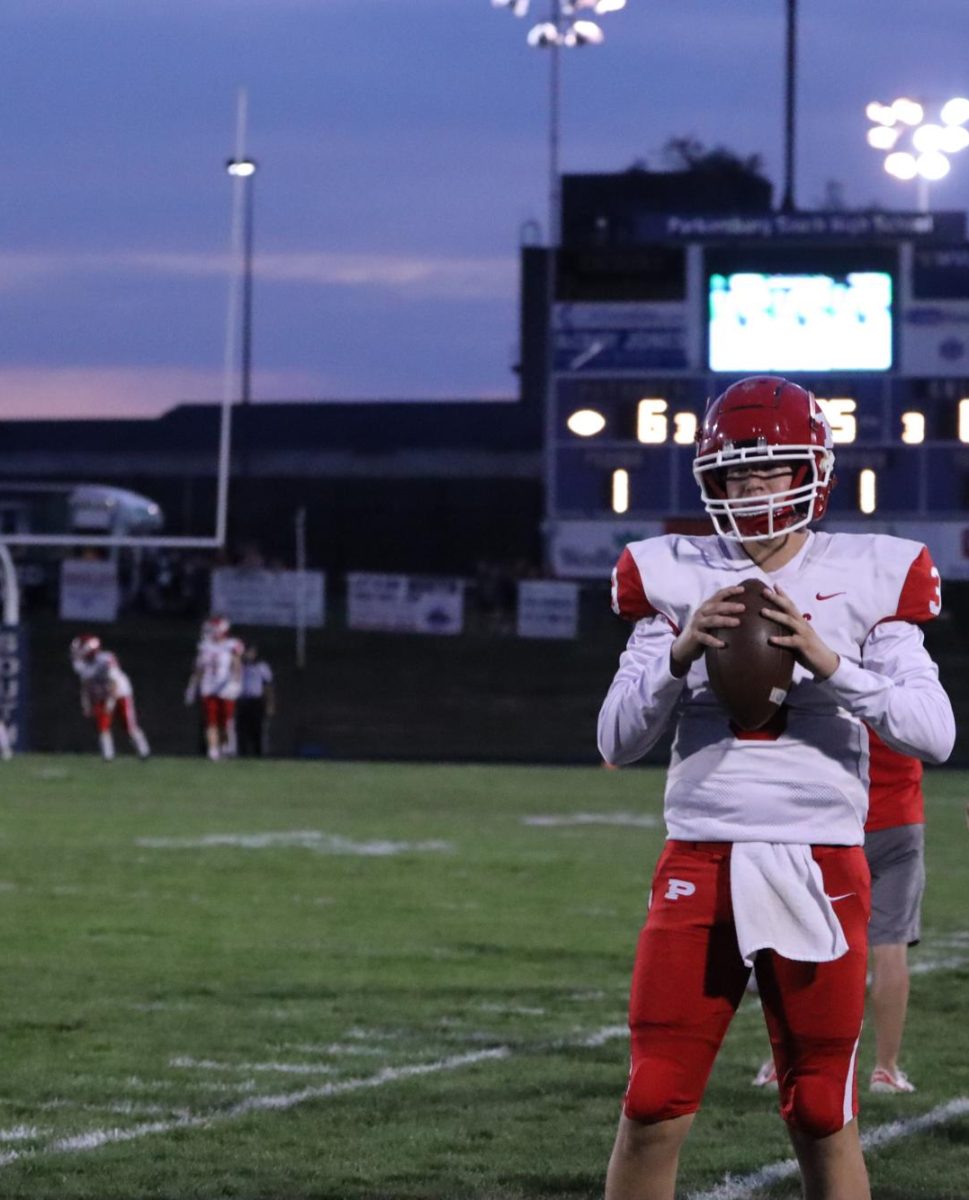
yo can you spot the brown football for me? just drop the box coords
[704,578,795,731]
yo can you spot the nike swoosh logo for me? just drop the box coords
[826,893,856,902]
[816,592,846,601]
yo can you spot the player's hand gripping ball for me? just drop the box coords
[705,578,795,730]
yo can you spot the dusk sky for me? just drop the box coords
[4,0,969,418]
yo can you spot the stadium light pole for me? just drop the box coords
[226,155,257,405]
[490,0,626,246]
[490,0,626,553]
[866,95,969,212]
[781,0,797,212]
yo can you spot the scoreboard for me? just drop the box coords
[546,209,969,574]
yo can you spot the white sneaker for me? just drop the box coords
[870,1066,915,1094]
[752,1060,778,1088]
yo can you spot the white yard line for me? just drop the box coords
[0,1126,42,1142]
[170,1056,335,1076]
[0,1022,966,1184]
[0,1048,510,1169]
[135,831,452,856]
[687,1097,969,1200]
[523,812,659,828]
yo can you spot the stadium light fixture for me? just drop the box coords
[490,0,626,244]
[866,95,969,212]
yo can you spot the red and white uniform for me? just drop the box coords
[74,649,138,733]
[194,636,243,700]
[600,530,953,843]
[601,529,953,1134]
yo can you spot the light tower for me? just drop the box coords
[866,95,969,212]
[490,0,626,246]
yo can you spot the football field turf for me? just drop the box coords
[0,756,967,1199]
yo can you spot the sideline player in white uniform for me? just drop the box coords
[185,616,243,761]
[70,635,151,762]
[598,376,954,1200]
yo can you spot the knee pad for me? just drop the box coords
[623,1060,698,1125]
[783,1076,849,1139]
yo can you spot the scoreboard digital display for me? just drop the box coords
[708,270,894,373]
[543,212,969,560]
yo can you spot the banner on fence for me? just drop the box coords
[346,573,464,634]
[516,580,580,640]
[210,568,326,628]
[59,558,120,622]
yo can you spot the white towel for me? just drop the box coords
[730,842,849,967]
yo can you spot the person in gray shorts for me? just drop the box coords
[863,730,926,1094]
[754,729,927,1095]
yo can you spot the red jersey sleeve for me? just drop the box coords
[610,546,659,622]
[894,546,942,625]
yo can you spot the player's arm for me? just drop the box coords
[842,620,954,763]
[815,547,954,764]
[598,548,727,765]
[184,664,200,705]
[598,616,687,765]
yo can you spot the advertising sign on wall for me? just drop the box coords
[346,573,465,635]
[516,580,580,640]
[548,520,666,579]
[553,302,694,372]
[900,303,969,376]
[210,569,326,628]
[59,559,120,622]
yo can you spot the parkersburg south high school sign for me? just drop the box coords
[638,211,967,243]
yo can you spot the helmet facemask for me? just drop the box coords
[694,439,835,542]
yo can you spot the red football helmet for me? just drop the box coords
[69,634,101,661]
[202,615,231,641]
[693,376,836,541]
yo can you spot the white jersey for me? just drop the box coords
[73,650,133,700]
[195,636,243,699]
[599,530,954,846]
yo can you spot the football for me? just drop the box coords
[704,578,795,731]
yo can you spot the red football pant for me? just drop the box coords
[92,697,138,735]
[623,840,871,1138]
[203,696,236,730]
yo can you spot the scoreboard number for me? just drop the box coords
[636,398,668,444]
[816,397,857,445]
[636,400,698,446]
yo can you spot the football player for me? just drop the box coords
[599,376,954,1200]
[184,616,243,761]
[69,634,151,762]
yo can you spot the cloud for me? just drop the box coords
[0,365,326,419]
[0,248,516,302]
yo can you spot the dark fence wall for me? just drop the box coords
[27,581,969,768]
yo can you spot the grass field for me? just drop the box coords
[0,756,966,1200]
